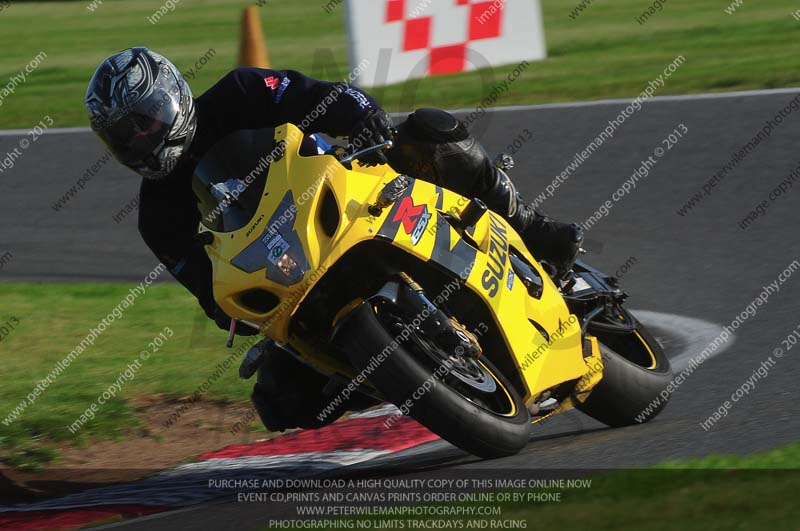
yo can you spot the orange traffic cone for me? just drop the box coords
[239,6,271,68]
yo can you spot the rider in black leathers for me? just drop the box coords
[86,47,583,431]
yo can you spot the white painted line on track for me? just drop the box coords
[2,87,798,136]
[88,504,210,530]
[631,309,735,372]
[448,87,800,115]
[0,126,92,136]
[18,309,735,528]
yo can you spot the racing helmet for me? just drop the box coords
[85,47,196,180]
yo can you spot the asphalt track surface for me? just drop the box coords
[2,89,800,529]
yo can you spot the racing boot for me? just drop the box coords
[480,166,584,279]
[249,338,379,432]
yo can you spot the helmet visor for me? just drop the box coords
[96,71,183,166]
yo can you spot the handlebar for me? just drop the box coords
[331,139,394,168]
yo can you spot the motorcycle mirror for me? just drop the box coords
[369,175,411,216]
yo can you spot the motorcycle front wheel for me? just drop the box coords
[334,301,531,459]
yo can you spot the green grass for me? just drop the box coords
[0,283,251,469]
[1,0,799,469]
[493,445,800,531]
[2,282,800,490]
[0,0,798,129]
[290,443,800,531]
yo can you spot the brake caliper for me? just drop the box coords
[396,273,482,359]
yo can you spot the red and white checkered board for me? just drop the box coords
[345,0,546,87]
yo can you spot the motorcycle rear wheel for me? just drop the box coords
[334,301,531,459]
[577,318,673,427]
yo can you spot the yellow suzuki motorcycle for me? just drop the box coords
[192,124,672,458]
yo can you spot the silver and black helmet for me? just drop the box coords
[85,47,196,180]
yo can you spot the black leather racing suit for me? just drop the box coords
[137,68,576,431]
[138,68,541,335]
[138,68,383,330]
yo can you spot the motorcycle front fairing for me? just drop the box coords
[195,123,599,406]
[367,178,593,403]
[194,124,392,344]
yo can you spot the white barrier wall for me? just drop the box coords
[344,0,547,87]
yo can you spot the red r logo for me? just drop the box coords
[264,76,281,91]
[393,196,426,234]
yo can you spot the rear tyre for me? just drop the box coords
[577,319,673,427]
[335,302,530,459]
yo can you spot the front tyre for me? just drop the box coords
[577,319,673,427]
[335,302,530,459]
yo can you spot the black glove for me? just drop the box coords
[213,305,258,336]
[348,109,395,166]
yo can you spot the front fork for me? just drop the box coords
[369,273,482,359]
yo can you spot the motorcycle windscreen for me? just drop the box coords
[192,128,277,233]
